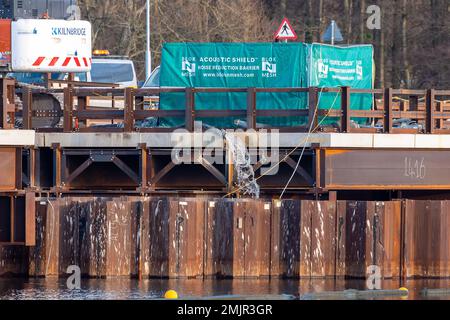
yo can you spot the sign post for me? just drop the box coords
[274,18,298,42]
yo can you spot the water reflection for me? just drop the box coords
[0,278,449,300]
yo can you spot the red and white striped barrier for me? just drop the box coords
[32,56,92,68]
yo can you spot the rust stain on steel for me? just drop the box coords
[204,200,234,278]
[335,201,347,278]
[324,150,350,156]
[105,200,133,277]
[377,201,402,279]
[309,201,337,278]
[85,198,108,278]
[44,199,60,277]
[168,199,205,278]
[404,200,430,278]
[28,201,48,276]
[25,192,36,246]
[0,148,19,191]
[144,198,205,278]
[323,149,450,190]
[0,246,28,276]
[58,198,79,275]
[233,200,271,278]
[270,200,309,279]
[429,201,450,278]
[403,200,450,278]
[337,201,402,279]
[19,197,450,280]
[146,198,170,278]
[299,201,312,277]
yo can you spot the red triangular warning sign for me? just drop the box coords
[274,18,298,41]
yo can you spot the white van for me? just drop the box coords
[64,56,138,89]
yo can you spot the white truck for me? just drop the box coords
[1,18,138,128]
[1,18,93,128]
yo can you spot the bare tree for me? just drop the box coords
[78,0,449,88]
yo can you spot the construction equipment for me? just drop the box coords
[0,18,92,129]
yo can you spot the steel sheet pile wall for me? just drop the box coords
[337,201,402,279]
[140,198,205,278]
[0,246,28,276]
[404,200,450,278]
[271,201,338,279]
[3,198,450,279]
[28,198,140,278]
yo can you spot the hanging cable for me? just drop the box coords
[279,88,342,199]
[223,87,342,199]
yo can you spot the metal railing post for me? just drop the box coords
[426,89,436,134]
[384,88,393,133]
[124,87,135,132]
[185,87,195,132]
[63,87,73,132]
[308,87,319,131]
[341,86,351,133]
[247,87,257,130]
[22,87,33,130]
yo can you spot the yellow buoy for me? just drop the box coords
[399,287,409,300]
[164,290,179,299]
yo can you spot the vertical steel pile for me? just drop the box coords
[403,200,450,278]
[140,198,205,278]
[28,197,140,278]
[336,201,402,279]
[271,201,337,279]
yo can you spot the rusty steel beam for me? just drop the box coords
[0,78,16,129]
[0,148,22,192]
[25,192,36,246]
[112,156,139,184]
[321,149,450,190]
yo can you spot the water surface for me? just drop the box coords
[1,278,450,300]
